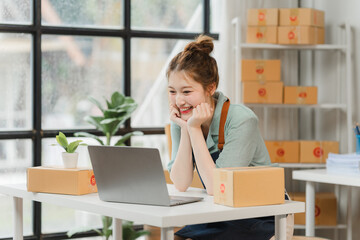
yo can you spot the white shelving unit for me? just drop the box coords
[232,17,354,240]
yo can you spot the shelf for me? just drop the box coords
[240,43,347,51]
[245,103,347,110]
[278,163,326,168]
[294,224,347,230]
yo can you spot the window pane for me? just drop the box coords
[41,137,102,233]
[132,135,170,168]
[0,33,32,131]
[0,0,31,24]
[41,0,123,28]
[131,38,190,127]
[42,35,123,130]
[0,139,32,237]
[210,0,222,33]
[131,0,202,32]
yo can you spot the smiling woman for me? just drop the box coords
[166,35,278,240]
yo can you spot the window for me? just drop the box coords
[0,0,219,238]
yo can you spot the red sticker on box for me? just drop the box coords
[277,148,285,157]
[315,205,321,217]
[256,67,264,74]
[90,175,96,186]
[256,32,263,39]
[220,183,225,193]
[258,12,265,21]
[258,88,266,97]
[288,31,295,40]
[313,147,324,158]
[298,92,307,98]
[290,16,297,22]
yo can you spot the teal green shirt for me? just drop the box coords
[167,91,271,171]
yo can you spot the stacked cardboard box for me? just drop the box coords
[265,140,339,163]
[284,86,318,104]
[247,9,278,44]
[241,59,283,104]
[278,8,325,44]
[246,8,325,45]
[289,192,337,226]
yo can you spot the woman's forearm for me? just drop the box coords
[188,126,215,195]
[170,128,194,191]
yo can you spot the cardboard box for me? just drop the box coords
[299,141,339,163]
[290,192,337,226]
[279,8,325,27]
[242,81,283,104]
[241,60,281,82]
[214,167,284,207]
[247,26,277,44]
[265,141,299,163]
[278,26,325,44]
[247,8,279,26]
[284,86,318,104]
[27,167,97,195]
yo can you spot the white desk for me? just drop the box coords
[0,183,304,240]
[293,169,360,240]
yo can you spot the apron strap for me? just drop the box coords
[217,98,230,151]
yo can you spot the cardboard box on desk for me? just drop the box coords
[265,141,299,163]
[278,26,325,44]
[214,167,284,207]
[27,167,97,195]
[279,8,325,27]
[284,86,318,104]
[289,192,337,226]
[242,81,283,104]
[299,141,339,163]
[241,60,281,82]
[247,8,279,26]
[247,26,278,44]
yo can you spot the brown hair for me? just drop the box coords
[166,35,219,91]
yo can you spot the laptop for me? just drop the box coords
[88,145,203,207]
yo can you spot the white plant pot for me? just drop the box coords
[62,152,79,168]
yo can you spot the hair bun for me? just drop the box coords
[184,35,214,55]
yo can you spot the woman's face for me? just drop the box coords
[168,71,213,121]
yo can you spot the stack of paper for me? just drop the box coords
[326,153,360,175]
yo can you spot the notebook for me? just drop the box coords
[88,145,203,207]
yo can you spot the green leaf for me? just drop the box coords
[135,230,151,238]
[85,116,106,133]
[67,140,83,153]
[100,118,118,125]
[56,132,68,150]
[111,91,125,107]
[102,216,112,230]
[74,132,104,145]
[106,99,113,109]
[89,96,105,113]
[114,131,144,146]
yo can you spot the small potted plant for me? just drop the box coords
[55,132,85,168]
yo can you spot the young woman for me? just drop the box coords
[166,35,282,240]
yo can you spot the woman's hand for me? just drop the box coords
[187,103,213,128]
[169,104,187,129]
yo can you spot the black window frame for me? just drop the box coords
[0,0,218,238]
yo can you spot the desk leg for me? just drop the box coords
[305,181,315,237]
[160,227,174,240]
[113,218,122,240]
[13,197,23,240]
[275,214,286,240]
[346,186,352,240]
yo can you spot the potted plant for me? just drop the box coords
[54,132,86,168]
[68,91,147,239]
